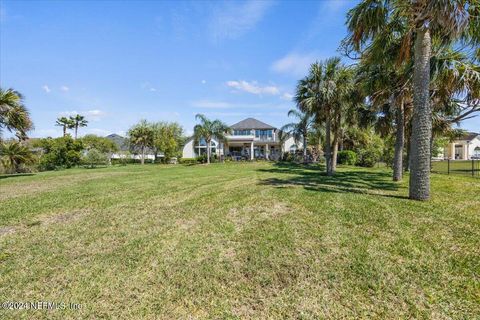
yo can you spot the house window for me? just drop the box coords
[255,129,273,139]
[233,130,251,136]
[474,147,480,157]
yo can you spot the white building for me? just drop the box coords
[182,118,301,160]
[443,132,480,160]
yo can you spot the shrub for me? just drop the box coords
[356,147,382,167]
[82,148,109,168]
[37,136,83,170]
[179,158,197,165]
[337,150,357,165]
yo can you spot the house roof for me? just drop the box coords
[457,132,479,142]
[230,118,276,130]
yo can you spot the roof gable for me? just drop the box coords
[230,118,276,130]
[457,132,480,142]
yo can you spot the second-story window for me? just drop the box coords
[233,130,251,136]
[255,130,273,139]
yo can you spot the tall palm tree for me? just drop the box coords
[281,109,313,163]
[55,117,74,137]
[70,114,88,139]
[193,114,231,164]
[345,0,479,200]
[0,88,33,140]
[128,120,154,165]
[0,141,35,173]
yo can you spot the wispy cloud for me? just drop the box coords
[141,82,157,92]
[226,80,280,96]
[271,52,318,77]
[281,93,294,101]
[42,85,51,93]
[210,0,274,41]
[60,85,70,92]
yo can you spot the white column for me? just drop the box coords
[250,142,254,160]
[464,143,469,160]
[266,144,269,160]
[450,143,456,159]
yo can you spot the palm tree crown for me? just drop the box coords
[70,114,88,139]
[193,114,231,164]
[0,88,33,140]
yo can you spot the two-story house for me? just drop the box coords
[182,118,301,160]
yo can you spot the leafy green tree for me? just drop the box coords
[193,114,231,164]
[0,141,35,173]
[128,120,154,165]
[151,122,184,162]
[281,109,313,163]
[345,0,480,200]
[0,88,33,140]
[70,114,88,139]
[38,136,83,170]
[55,117,74,137]
[83,148,109,168]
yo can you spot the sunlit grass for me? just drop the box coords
[0,162,479,319]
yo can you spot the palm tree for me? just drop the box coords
[55,117,74,137]
[128,120,154,165]
[296,58,355,175]
[0,141,35,173]
[0,88,33,140]
[281,109,313,163]
[193,114,231,164]
[70,114,88,139]
[345,0,479,200]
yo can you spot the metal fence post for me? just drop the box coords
[473,159,475,177]
[448,158,450,175]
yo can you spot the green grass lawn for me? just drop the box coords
[1,162,479,319]
[432,159,480,176]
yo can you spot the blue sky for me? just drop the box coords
[1,0,478,138]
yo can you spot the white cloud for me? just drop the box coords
[281,93,294,101]
[191,100,233,109]
[59,109,106,121]
[42,85,51,93]
[201,80,207,84]
[141,82,157,92]
[60,85,70,92]
[226,80,280,96]
[271,52,318,77]
[210,0,274,41]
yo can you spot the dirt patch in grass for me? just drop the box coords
[228,201,290,232]
[0,226,16,237]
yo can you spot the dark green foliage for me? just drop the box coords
[38,136,83,170]
[337,150,357,165]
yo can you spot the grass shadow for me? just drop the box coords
[258,162,407,199]
[0,173,35,180]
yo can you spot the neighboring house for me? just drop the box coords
[106,133,158,161]
[443,132,480,160]
[182,118,301,160]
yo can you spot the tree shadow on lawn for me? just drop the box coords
[0,173,35,180]
[257,162,407,199]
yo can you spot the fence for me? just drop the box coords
[431,159,480,177]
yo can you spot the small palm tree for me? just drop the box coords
[55,117,74,137]
[0,88,33,140]
[70,114,88,139]
[128,120,154,165]
[281,109,313,163]
[194,114,231,164]
[0,141,35,173]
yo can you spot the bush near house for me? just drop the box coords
[82,148,109,168]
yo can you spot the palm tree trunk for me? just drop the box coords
[141,145,145,165]
[207,140,211,164]
[303,135,307,163]
[332,132,339,174]
[409,28,432,200]
[393,98,405,181]
[325,112,332,176]
[75,125,78,139]
[63,126,67,137]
